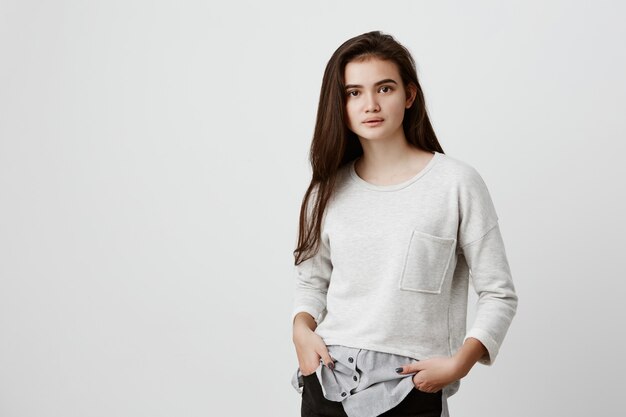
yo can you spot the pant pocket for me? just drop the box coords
[399,229,456,294]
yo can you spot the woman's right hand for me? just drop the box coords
[293,325,335,376]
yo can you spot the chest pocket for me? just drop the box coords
[399,229,457,294]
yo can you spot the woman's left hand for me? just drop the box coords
[395,356,464,393]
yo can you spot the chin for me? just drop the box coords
[357,131,392,141]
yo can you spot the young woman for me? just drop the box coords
[290,31,518,417]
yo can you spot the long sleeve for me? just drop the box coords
[291,233,333,326]
[460,223,517,365]
[457,165,518,365]
[291,184,333,326]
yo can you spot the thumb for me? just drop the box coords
[319,348,335,370]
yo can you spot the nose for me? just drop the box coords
[365,92,380,113]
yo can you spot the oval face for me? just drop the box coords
[344,57,414,143]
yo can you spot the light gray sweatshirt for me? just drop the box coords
[291,151,518,398]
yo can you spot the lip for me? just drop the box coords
[363,118,384,123]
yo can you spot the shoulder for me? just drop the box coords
[433,152,487,187]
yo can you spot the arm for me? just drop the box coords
[291,216,335,373]
[459,222,518,365]
[291,185,333,329]
[290,235,333,328]
[451,337,488,377]
[293,311,318,331]
[398,336,490,392]
[456,165,518,366]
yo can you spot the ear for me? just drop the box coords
[405,83,417,109]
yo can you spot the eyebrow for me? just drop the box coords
[344,79,398,90]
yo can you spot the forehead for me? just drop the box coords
[344,57,401,84]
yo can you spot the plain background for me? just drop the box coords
[1,0,624,416]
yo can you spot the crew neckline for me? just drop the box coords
[349,151,441,191]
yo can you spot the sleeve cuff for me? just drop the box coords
[291,305,324,326]
[464,328,500,366]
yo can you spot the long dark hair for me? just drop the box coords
[294,30,445,265]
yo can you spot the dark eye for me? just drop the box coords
[380,86,392,93]
[347,90,359,97]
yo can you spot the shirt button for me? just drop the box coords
[348,357,354,363]
[353,375,357,381]
[341,392,347,397]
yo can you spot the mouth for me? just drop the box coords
[363,118,384,126]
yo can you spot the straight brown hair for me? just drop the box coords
[294,30,445,265]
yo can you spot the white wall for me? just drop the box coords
[1,0,624,416]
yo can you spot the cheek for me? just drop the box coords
[390,97,408,115]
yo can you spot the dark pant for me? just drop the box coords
[300,373,443,417]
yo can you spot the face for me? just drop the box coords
[343,57,416,143]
